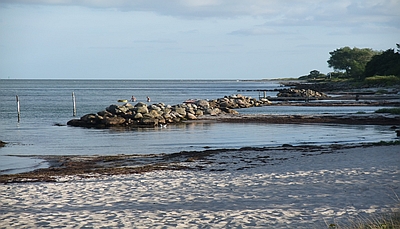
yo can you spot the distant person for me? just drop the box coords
[131,96,136,102]
[147,96,151,102]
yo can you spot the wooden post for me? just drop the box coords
[263,91,266,99]
[72,92,77,117]
[16,95,21,122]
[305,90,309,103]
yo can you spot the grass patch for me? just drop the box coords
[376,89,390,95]
[364,75,400,86]
[375,108,400,115]
[371,140,400,146]
[328,211,400,229]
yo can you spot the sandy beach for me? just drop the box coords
[1,144,399,228]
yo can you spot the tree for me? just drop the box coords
[298,70,326,80]
[309,70,321,78]
[365,48,400,77]
[327,47,379,79]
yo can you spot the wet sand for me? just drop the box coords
[1,143,399,228]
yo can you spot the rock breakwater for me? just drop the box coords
[277,88,328,99]
[67,94,272,128]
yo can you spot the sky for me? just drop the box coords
[0,1,399,80]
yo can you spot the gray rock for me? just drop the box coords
[195,110,204,116]
[196,100,209,108]
[134,113,143,119]
[103,116,125,126]
[139,117,158,126]
[187,113,197,120]
[97,110,113,117]
[68,93,275,129]
[136,106,149,114]
[174,107,187,116]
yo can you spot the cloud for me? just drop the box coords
[1,0,399,28]
[134,39,177,44]
[229,27,283,36]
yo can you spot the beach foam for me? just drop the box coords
[1,145,399,228]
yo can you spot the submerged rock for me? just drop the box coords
[0,140,7,147]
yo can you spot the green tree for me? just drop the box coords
[309,70,321,78]
[365,48,400,77]
[327,47,379,79]
[298,70,326,80]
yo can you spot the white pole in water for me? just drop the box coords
[72,92,77,117]
[16,95,21,122]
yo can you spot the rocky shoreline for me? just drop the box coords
[67,90,400,129]
[67,94,275,128]
[2,84,400,183]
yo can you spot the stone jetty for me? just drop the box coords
[67,94,272,128]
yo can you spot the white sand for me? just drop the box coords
[1,145,399,228]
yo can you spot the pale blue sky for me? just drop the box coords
[0,0,399,80]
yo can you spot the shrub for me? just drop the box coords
[375,108,400,115]
[364,75,400,86]
[328,211,400,229]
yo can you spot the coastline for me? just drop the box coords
[200,113,400,125]
[1,80,399,227]
[1,111,400,183]
[1,143,399,228]
[1,141,398,183]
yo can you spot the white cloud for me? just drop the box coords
[229,27,283,36]
[0,0,398,79]
[1,0,398,29]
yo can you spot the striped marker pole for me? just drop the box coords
[16,95,20,122]
[72,92,77,117]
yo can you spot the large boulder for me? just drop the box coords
[67,119,87,127]
[103,116,126,126]
[195,110,204,116]
[195,100,210,108]
[205,108,221,116]
[139,117,158,126]
[134,113,143,119]
[136,106,149,114]
[186,113,197,120]
[221,108,239,114]
[106,104,131,115]
[97,110,113,117]
[148,109,162,118]
[174,107,187,116]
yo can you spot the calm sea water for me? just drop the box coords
[0,79,397,174]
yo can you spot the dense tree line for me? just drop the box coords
[326,44,400,80]
[364,46,400,78]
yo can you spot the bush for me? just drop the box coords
[371,140,400,146]
[328,211,400,229]
[375,108,400,115]
[364,75,400,86]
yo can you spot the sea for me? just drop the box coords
[0,79,397,174]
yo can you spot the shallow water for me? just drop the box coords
[0,80,397,174]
